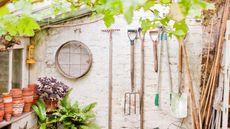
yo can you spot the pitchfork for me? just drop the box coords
[124,29,140,115]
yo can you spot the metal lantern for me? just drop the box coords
[26,45,36,64]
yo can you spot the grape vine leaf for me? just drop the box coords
[0,5,10,16]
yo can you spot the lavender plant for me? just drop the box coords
[37,77,69,101]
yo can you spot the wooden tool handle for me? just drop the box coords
[153,40,158,72]
[130,40,135,92]
[178,41,183,94]
[180,39,201,129]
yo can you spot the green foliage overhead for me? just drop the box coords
[0,0,214,41]
[63,0,214,39]
[0,0,40,41]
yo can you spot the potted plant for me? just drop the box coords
[51,90,100,129]
[32,99,53,129]
[37,77,69,112]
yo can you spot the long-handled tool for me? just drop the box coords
[170,34,188,118]
[102,29,120,129]
[163,32,173,104]
[154,31,163,107]
[149,29,160,73]
[138,28,145,129]
[124,29,140,115]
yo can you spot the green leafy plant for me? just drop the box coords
[32,99,48,129]
[51,90,100,129]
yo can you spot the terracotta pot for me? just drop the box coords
[4,113,11,121]
[4,102,13,114]
[22,88,33,95]
[0,103,4,110]
[12,98,24,117]
[44,99,58,112]
[3,93,12,103]
[0,105,4,122]
[23,103,32,112]
[10,88,22,98]
[28,84,37,93]
[33,95,39,104]
[23,95,33,103]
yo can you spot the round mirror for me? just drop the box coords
[55,41,92,79]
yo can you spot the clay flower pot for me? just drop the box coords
[28,84,37,93]
[22,88,33,96]
[22,88,33,112]
[10,88,22,98]
[44,99,58,112]
[12,98,24,117]
[4,113,12,121]
[0,103,4,122]
[4,102,12,121]
[33,94,39,104]
[23,95,33,103]
[23,103,32,112]
[4,103,13,114]
[3,93,12,103]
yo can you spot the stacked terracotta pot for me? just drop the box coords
[2,93,13,121]
[0,96,4,122]
[22,88,33,112]
[10,88,24,117]
[28,84,39,104]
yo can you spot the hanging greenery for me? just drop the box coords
[0,0,215,41]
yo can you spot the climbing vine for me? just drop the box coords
[0,0,215,42]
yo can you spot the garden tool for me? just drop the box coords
[102,29,120,129]
[170,36,188,118]
[154,32,163,107]
[162,32,173,105]
[149,29,160,73]
[138,28,145,129]
[124,29,140,115]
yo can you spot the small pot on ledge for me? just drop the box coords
[3,93,13,121]
[44,99,58,112]
[0,98,4,122]
[22,88,33,112]
[12,98,24,117]
[10,88,22,98]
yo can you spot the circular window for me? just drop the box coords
[55,41,92,79]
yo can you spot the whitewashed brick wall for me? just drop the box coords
[30,11,203,129]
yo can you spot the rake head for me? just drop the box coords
[124,91,141,115]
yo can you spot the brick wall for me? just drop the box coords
[30,11,203,129]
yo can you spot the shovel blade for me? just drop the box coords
[170,93,188,118]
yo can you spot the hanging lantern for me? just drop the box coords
[26,45,36,64]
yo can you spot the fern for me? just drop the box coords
[51,90,100,129]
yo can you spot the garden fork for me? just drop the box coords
[124,29,140,115]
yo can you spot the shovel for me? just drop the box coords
[170,35,188,118]
[149,29,160,73]
[154,31,163,107]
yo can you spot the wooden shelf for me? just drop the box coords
[0,112,34,128]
